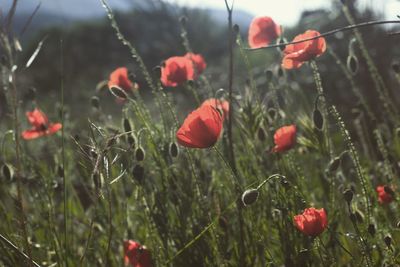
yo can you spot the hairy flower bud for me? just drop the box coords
[241,189,259,206]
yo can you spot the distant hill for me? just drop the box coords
[8,0,254,40]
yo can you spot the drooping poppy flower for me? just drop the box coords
[294,207,328,237]
[108,67,137,92]
[176,104,223,148]
[22,108,62,140]
[201,98,229,120]
[248,16,281,49]
[376,185,395,205]
[124,240,152,267]
[272,125,296,152]
[184,52,206,77]
[160,56,194,87]
[282,30,326,69]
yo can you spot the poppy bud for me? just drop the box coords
[132,164,144,184]
[347,55,359,75]
[265,70,273,83]
[135,147,145,161]
[127,134,137,148]
[26,87,37,101]
[384,235,392,247]
[1,55,7,66]
[169,142,179,158]
[218,216,228,231]
[233,24,240,34]
[392,63,400,74]
[92,172,102,190]
[123,118,132,133]
[349,213,357,223]
[328,156,342,173]
[367,223,376,236]
[179,16,188,26]
[354,210,364,223]
[90,96,100,109]
[257,127,266,142]
[342,189,353,204]
[2,164,14,181]
[241,189,259,206]
[280,178,291,189]
[268,108,277,121]
[110,86,128,100]
[397,220,400,228]
[57,165,64,178]
[277,66,284,77]
[277,38,286,51]
[152,66,162,79]
[128,71,135,82]
[313,108,324,130]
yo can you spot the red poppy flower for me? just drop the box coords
[248,16,281,49]
[108,67,136,92]
[22,108,62,140]
[124,240,152,267]
[376,185,394,204]
[161,56,195,87]
[184,52,206,77]
[272,125,296,152]
[282,30,326,69]
[294,207,328,237]
[176,104,223,148]
[201,98,229,120]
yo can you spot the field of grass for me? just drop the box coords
[1,0,400,266]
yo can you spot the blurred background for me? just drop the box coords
[2,0,400,128]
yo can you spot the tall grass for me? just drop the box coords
[1,0,400,266]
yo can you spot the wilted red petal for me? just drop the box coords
[248,16,281,49]
[22,108,62,140]
[282,30,326,69]
[272,125,297,152]
[22,129,45,140]
[176,104,223,148]
[161,56,195,87]
[108,67,134,92]
[294,208,328,236]
[184,52,206,77]
[26,108,49,128]
[201,98,229,120]
[376,185,394,205]
[124,240,152,267]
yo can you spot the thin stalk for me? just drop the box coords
[0,233,41,267]
[224,0,237,173]
[60,38,68,267]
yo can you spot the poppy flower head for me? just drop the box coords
[108,67,135,92]
[282,30,326,69]
[161,56,195,87]
[294,207,328,237]
[176,104,223,148]
[124,240,152,267]
[22,108,62,140]
[272,125,297,152]
[201,98,229,120]
[376,185,394,205]
[184,52,206,77]
[248,16,281,49]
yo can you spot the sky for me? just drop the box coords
[164,0,400,26]
[4,0,400,27]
